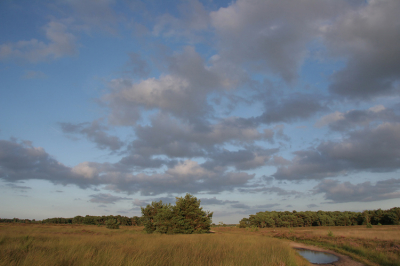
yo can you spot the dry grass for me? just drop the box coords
[0,224,307,266]
[264,225,400,266]
[267,225,400,240]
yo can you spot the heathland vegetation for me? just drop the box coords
[271,225,400,266]
[1,223,400,266]
[0,224,307,266]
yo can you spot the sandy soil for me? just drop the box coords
[289,242,365,266]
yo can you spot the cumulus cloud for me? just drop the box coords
[199,197,239,205]
[0,19,77,63]
[0,139,83,185]
[106,75,195,125]
[121,113,276,167]
[274,123,400,180]
[5,0,400,213]
[132,199,149,207]
[208,0,400,96]
[314,178,400,203]
[71,162,100,179]
[325,0,400,98]
[255,94,328,125]
[315,111,345,128]
[88,193,132,204]
[153,0,209,41]
[0,139,254,196]
[124,52,150,78]
[5,183,32,192]
[203,147,279,171]
[102,163,252,196]
[59,120,124,151]
[210,0,350,83]
[104,47,224,125]
[238,185,302,197]
[315,105,400,131]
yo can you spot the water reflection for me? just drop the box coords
[296,249,339,264]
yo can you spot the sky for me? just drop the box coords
[1,0,400,224]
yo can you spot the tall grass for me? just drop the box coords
[269,225,400,266]
[0,224,306,266]
[273,225,400,240]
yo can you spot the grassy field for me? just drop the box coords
[3,223,399,266]
[0,224,308,266]
[265,225,400,266]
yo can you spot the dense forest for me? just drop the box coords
[239,207,400,228]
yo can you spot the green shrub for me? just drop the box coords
[366,223,373,228]
[105,218,120,229]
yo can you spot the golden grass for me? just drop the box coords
[264,225,400,266]
[266,225,400,240]
[0,224,307,266]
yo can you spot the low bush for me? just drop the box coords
[105,218,120,229]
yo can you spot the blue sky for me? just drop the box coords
[1,0,400,224]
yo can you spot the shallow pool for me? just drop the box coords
[296,249,339,264]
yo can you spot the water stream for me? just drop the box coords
[296,249,339,264]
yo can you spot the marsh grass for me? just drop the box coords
[0,224,306,266]
[269,225,400,266]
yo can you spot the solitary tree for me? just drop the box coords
[141,193,213,234]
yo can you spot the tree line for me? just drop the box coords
[0,215,145,226]
[239,207,400,228]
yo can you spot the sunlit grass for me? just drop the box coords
[266,225,400,266]
[268,224,400,240]
[0,224,307,266]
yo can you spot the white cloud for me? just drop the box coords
[210,0,349,82]
[369,105,386,113]
[72,162,99,179]
[315,111,344,128]
[167,160,211,178]
[274,122,400,180]
[0,20,77,63]
[314,178,400,203]
[325,0,400,98]
[89,193,132,204]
